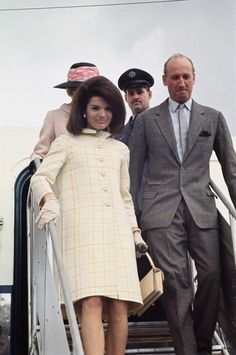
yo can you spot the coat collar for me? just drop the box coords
[154,99,179,162]
[82,128,112,138]
[186,100,207,157]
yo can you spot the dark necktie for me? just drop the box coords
[130,118,135,130]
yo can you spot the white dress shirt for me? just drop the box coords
[168,98,192,160]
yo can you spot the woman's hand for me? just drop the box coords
[35,199,60,230]
[133,231,148,257]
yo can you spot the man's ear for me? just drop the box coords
[124,93,128,103]
[162,74,167,86]
[148,90,152,99]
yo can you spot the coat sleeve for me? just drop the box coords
[129,114,147,214]
[120,146,139,230]
[30,111,56,161]
[214,111,236,208]
[30,135,67,203]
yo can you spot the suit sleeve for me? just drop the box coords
[30,135,67,203]
[214,112,236,208]
[30,111,56,161]
[129,114,147,214]
[120,146,139,229]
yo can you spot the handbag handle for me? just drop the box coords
[145,252,158,272]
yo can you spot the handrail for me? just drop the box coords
[210,178,236,269]
[48,222,84,355]
[210,179,236,220]
[31,158,84,354]
[12,165,32,355]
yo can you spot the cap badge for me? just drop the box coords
[128,71,136,78]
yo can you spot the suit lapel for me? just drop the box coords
[184,100,207,160]
[154,100,208,163]
[154,100,180,162]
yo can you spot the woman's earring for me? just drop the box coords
[83,113,86,118]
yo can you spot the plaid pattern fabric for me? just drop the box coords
[31,129,142,312]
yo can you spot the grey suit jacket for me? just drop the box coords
[129,99,236,231]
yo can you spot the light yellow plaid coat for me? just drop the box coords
[31,129,142,313]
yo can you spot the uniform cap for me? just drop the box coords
[118,68,154,91]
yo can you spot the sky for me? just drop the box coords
[1,0,236,133]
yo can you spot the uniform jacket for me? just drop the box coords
[116,116,146,212]
[30,103,71,161]
[116,117,134,147]
[129,99,236,231]
[30,129,142,311]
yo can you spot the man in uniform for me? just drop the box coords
[116,68,154,146]
[117,68,165,322]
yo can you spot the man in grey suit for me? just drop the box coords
[129,53,236,355]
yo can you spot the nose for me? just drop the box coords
[99,109,106,117]
[133,92,140,99]
[177,77,185,86]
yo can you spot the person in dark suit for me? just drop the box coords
[116,68,154,220]
[116,68,154,146]
[129,53,236,355]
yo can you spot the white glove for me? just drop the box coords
[133,231,148,258]
[35,199,60,230]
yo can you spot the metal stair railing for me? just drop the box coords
[210,178,236,267]
[48,221,84,355]
[208,178,236,355]
[28,188,84,355]
[210,179,236,354]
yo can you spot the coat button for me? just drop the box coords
[101,172,106,177]
[105,202,110,207]
[103,187,109,192]
[98,157,104,162]
[97,144,103,149]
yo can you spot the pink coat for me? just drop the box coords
[30,103,71,161]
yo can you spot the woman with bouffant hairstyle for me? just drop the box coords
[67,75,125,135]
[31,75,147,355]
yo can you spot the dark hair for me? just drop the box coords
[67,76,126,135]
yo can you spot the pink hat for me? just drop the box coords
[54,62,100,89]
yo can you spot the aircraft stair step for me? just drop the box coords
[126,321,227,354]
[126,321,173,351]
[66,321,230,354]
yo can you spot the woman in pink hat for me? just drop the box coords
[30,62,100,162]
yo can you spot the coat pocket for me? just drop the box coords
[143,191,158,199]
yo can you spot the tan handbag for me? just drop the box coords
[134,252,164,317]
